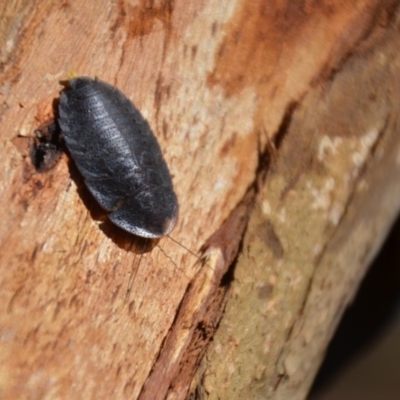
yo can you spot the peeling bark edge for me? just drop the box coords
[139,188,255,400]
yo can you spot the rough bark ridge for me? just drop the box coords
[0,1,399,399]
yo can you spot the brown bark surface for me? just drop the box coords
[1,1,400,399]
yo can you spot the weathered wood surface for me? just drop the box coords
[1,1,400,399]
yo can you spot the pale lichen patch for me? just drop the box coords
[317,135,343,162]
[351,127,379,169]
[309,177,335,212]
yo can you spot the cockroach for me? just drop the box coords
[58,77,179,239]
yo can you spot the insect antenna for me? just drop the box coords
[167,235,212,267]
[155,243,192,280]
[165,234,198,257]
[163,234,216,274]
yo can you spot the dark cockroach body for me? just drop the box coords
[58,77,178,238]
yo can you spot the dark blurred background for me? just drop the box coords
[309,213,400,400]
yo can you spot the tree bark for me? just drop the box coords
[1,1,400,399]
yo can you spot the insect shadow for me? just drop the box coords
[65,146,158,254]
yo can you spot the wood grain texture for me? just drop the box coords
[0,1,399,399]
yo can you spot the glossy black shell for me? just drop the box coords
[58,77,178,238]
